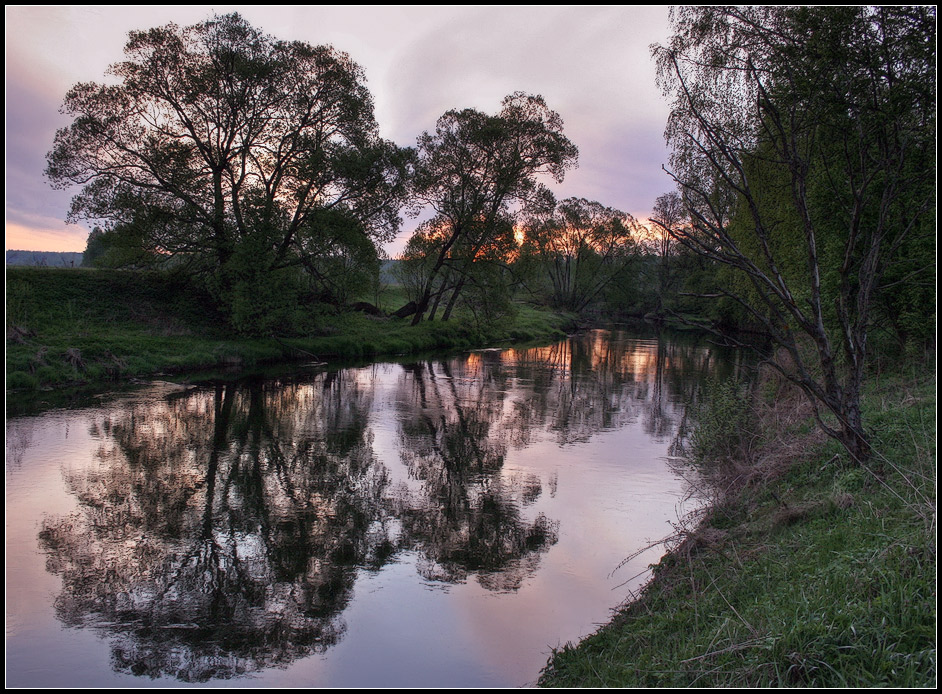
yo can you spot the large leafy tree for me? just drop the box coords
[46,13,411,331]
[406,93,579,325]
[652,6,935,461]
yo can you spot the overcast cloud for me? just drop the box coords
[5,5,674,255]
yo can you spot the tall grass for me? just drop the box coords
[539,358,936,688]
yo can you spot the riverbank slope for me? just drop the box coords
[6,267,575,398]
[539,358,936,687]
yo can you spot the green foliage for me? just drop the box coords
[5,371,39,391]
[6,279,35,327]
[688,377,756,466]
[295,208,383,305]
[82,223,158,269]
[81,227,107,267]
[214,245,301,337]
[597,256,651,317]
[871,207,937,348]
[461,262,518,328]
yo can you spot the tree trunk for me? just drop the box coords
[839,395,870,462]
[441,277,467,321]
[427,287,444,322]
[410,293,430,326]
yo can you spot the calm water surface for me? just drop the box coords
[6,328,742,687]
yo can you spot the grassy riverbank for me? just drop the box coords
[540,357,936,687]
[6,267,575,396]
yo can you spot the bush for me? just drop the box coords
[688,377,756,467]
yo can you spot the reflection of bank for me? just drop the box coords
[498,327,742,447]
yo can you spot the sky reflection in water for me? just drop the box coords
[5,328,743,687]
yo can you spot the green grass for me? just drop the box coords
[539,361,936,688]
[6,267,575,399]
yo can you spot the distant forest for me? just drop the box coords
[6,250,84,267]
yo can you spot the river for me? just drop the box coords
[5,326,744,687]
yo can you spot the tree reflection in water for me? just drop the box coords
[394,359,559,591]
[36,327,742,681]
[39,374,387,681]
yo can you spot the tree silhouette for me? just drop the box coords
[46,13,411,329]
[407,93,578,324]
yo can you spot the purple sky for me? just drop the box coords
[5,5,675,256]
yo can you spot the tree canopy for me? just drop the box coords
[405,93,579,324]
[653,6,936,460]
[47,13,412,331]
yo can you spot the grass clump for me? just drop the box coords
[539,359,936,688]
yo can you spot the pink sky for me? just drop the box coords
[5,5,674,255]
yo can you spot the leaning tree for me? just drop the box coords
[406,93,579,325]
[47,13,412,331]
[652,6,936,461]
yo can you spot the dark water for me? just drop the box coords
[6,327,743,687]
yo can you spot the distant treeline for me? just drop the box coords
[4,251,401,281]
[6,250,84,267]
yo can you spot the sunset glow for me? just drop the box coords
[5,221,88,253]
[6,6,674,255]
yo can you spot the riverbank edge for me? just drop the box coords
[6,267,579,407]
[538,359,936,687]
